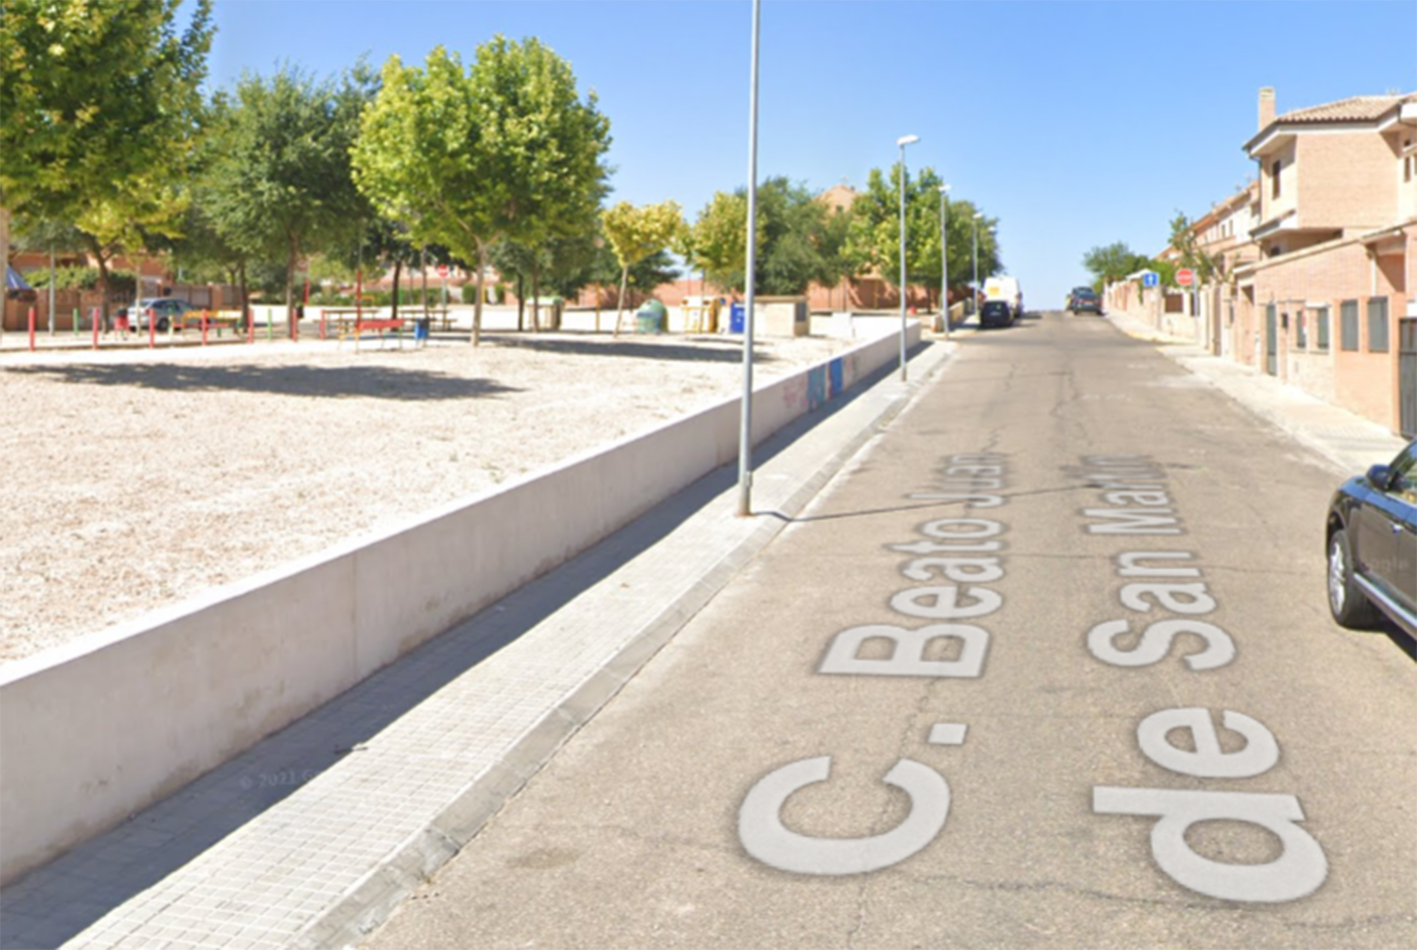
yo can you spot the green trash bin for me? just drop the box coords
[635,299,667,334]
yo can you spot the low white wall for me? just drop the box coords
[0,322,919,885]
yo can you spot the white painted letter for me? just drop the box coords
[901,557,1003,583]
[819,623,989,678]
[890,586,1002,620]
[1117,551,1201,578]
[1136,708,1279,778]
[1120,582,1217,615]
[739,756,950,875]
[1092,787,1327,902]
[1086,618,1235,670]
[920,518,1003,539]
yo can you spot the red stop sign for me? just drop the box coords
[1176,268,1196,287]
[437,264,449,278]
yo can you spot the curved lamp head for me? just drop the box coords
[896,134,920,147]
[940,184,951,194]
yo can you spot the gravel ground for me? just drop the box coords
[0,330,852,666]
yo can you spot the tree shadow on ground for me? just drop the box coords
[4,362,522,401]
[484,332,784,365]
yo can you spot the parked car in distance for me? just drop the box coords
[1069,287,1103,314]
[113,297,197,332]
[1326,439,1417,638]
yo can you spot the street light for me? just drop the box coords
[896,134,919,381]
[939,184,951,340]
[737,0,761,518]
[971,212,983,316]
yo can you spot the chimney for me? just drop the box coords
[1258,87,1276,131]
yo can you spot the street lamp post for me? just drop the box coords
[896,134,919,381]
[971,212,983,316]
[736,0,761,517]
[939,184,951,340]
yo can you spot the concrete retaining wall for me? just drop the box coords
[0,322,919,885]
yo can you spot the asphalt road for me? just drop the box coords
[366,311,1417,949]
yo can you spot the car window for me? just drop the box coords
[1388,443,1417,499]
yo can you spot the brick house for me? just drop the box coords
[1234,87,1417,436]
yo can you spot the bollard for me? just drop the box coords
[28,307,36,351]
[92,308,99,349]
[201,310,209,346]
[149,309,156,348]
[73,308,79,337]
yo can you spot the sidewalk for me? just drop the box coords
[0,340,958,950]
[1,311,1406,950]
[1103,308,1410,475]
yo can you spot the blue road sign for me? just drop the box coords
[1142,271,1159,288]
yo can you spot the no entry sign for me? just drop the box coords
[1176,268,1196,287]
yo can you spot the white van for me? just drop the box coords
[981,277,1023,328]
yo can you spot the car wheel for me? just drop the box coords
[1327,528,1382,628]
[157,317,170,332]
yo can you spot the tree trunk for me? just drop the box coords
[239,261,249,333]
[285,233,299,338]
[0,206,9,341]
[531,261,540,333]
[517,273,525,332]
[472,242,485,346]
[613,265,629,338]
[391,259,402,322]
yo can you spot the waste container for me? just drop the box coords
[414,317,430,342]
[729,302,746,333]
[635,299,667,334]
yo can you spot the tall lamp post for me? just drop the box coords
[971,211,983,316]
[939,184,951,340]
[896,134,919,381]
[736,0,761,517]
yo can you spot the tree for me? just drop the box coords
[684,192,753,293]
[353,39,611,345]
[1167,211,1220,285]
[1082,241,1152,288]
[0,0,214,321]
[200,64,373,334]
[844,166,999,306]
[600,200,684,336]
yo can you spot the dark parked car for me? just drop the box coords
[1069,287,1103,314]
[1326,439,1417,638]
[979,299,1014,329]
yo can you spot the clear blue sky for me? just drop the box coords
[199,0,1416,307]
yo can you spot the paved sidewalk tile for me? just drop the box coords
[0,342,951,950]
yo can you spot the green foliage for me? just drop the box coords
[1082,241,1152,286]
[20,265,136,296]
[199,63,373,316]
[1,0,214,314]
[845,166,997,294]
[683,191,755,291]
[0,0,213,223]
[1167,211,1219,285]
[352,38,611,343]
[601,201,685,275]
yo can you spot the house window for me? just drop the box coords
[1296,311,1307,348]
[1340,300,1360,350]
[1314,306,1330,351]
[1272,159,1282,198]
[1367,297,1389,352]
